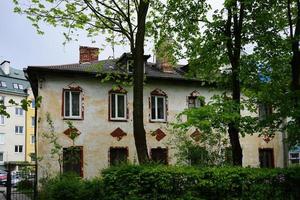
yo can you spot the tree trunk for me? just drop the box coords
[132,0,150,164]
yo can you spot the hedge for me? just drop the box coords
[39,165,300,200]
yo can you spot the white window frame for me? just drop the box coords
[13,83,18,89]
[15,145,23,153]
[15,108,23,116]
[18,84,24,89]
[64,90,82,119]
[15,126,24,134]
[0,133,4,145]
[31,116,35,127]
[0,81,6,87]
[151,95,166,122]
[110,93,127,120]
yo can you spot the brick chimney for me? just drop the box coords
[79,46,99,63]
[157,57,173,73]
[0,60,10,75]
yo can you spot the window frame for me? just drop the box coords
[31,116,35,127]
[0,152,3,162]
[150,95,167,122]
[14,145,23,153]
[15,108,24,116]
[110,93,127,121]
[0,81,6,87]
[0,115,4,125]
[0,133,4,145]
[63,89,82,119]
[30,134,35,144]
[15,126,24,134]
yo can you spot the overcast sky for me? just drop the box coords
[0,0,223,70]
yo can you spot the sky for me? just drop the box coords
[0,0,223,70]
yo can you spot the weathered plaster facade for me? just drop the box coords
[34,74,284,179]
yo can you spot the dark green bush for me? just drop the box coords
[38,166,300,200]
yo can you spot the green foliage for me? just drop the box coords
[101,165,300,200]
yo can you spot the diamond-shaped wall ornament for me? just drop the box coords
[63,127,81,139]
[263,135,273,143]
[111,127,127,141]
[190,130,201,142]
[153,128,166,141]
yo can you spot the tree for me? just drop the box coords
[13,0,156,163]
[161,0,258,165]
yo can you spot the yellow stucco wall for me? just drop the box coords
[26,88,35,162]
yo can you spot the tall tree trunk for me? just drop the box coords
[132,0,150,164]
[225,2,244,166]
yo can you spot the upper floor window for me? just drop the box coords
[259,103,272,119]
[30,135,35,144]
[15,108,24,116]
[109,86,127,121]
[188,91,204,108]
[0,152,3,162]
[13,83,23,90]
[31,117,35,127]
[150,89,167,122]
[127,60,133,73]
[0,81,6,87]
[15,126,24,134]
[0,96,4,105]
[64,90,82,119]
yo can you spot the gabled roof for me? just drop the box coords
[0,67,30,96]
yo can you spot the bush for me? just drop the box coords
[38,166,300,200]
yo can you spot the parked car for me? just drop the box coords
[0,171,7,186]
[0,174,22,187]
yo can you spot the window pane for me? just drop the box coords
[157,97,165,119]
[117,95,125,118]
[15,145,18,152]
[0,134,4,144]
[31,100,35,108]
[151,96,155,119]
[19,145,23,153]
[65,91,70,116]
[15,126,18,133]
[20,126,23,133]
[18,84,23,89]
[20,109,23,115]
[72,92,80,116]
[0,153,3,161]
[111,94,116,118]
[32,117,35,126]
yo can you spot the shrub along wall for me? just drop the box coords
[38,166,300,200]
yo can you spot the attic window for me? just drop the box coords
[0,81,6,87]
[127,60,133,73]
[13,83,23,90]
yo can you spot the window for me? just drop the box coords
[0,81,6,87]
[13,83,23,90]
[127,60,134,73]
[0,96,4,104]
[289,152,300,164]
[188,96,203,108]
[0,152,3,162]
[31,100,35,108]
[30,135,35,144]
[259,148,274,168]
[151,95,166,121]
[15,108,24,116]
[64,90,81,118]
[150,148,168,165]
[0,133,4,144]
[259,103,272,119]
[0,115,4,125]
[31,117,35,127]
[187,146,208,166]
[15,145,23,153]
[109,147,128,166]
[63,146,83,177]
[110,93,127,120]
[15,126,24,134]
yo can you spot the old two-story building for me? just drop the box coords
[25,46,285,179]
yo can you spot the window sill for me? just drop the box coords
[109,119,128,122]
[63,117,83,121]
[149,120,167,123]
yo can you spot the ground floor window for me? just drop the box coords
[0,152,3,162]
[187,146,208,166]
[150,148,168,165]
[259,148,274,168]
[63,146,83,177]
[109,147,128,166]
